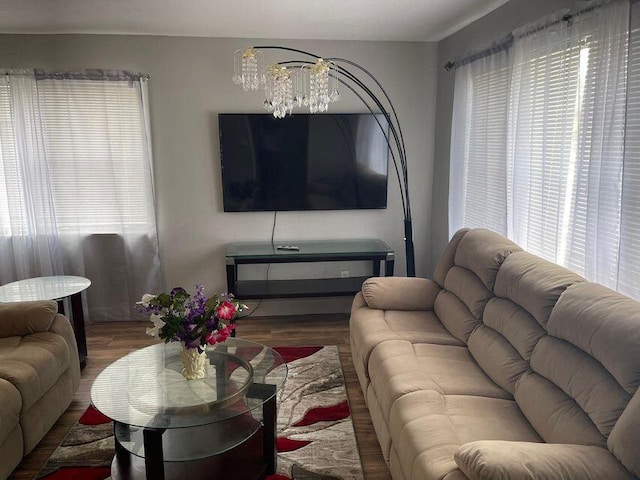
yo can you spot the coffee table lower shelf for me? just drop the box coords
[111,425,268,480]
[109,382,277,480]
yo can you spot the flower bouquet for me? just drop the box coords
[137,285,248,379]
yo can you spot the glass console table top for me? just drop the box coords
[0,275,91,302]
[91,338,287,430]
[227,238,393,259]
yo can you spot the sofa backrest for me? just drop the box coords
[522,282,640,476]
[471,251,585,396]
[0,300,58,337]
[432,228,522,344]
[436,228,640,476]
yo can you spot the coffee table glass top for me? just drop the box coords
[0,275,91,302]
[91,338,287,430]
[227,238,393,259]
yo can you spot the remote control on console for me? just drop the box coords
[276,245,300,251]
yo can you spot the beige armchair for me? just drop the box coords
[0,300,80,480]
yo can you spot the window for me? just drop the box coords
[0,70,162,320]
[450,1,640,299]
[0,75,155,236]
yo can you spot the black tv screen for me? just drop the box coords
[219,113,389,212]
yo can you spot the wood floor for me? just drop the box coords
[8,313,392,480]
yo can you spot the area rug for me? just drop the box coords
[37,345,364,480]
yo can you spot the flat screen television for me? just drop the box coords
[219,113,389,212]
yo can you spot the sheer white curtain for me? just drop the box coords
[620,4,640,299]
[0,70,163,320]
[449,50,511,234]
[450,1,638,298]
[0,71,64,279]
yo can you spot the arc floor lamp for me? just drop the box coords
[232,46,415,277]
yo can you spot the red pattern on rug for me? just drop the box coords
[39,467,111,480]
[273,346,323,364]
[292,399,350,427]
[78,405,111,425]
[276,437,313,452]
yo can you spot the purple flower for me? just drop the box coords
[184,337,201,349]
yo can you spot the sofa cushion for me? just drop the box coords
[515,371,607,447]
[0,301,57,337]
[548,282,640,395]
[493,252,583,328]
[434,291,481,343]
[531,336,630,438]
[350,297,463,396]
[455,441,636,480]
[467,325,528,395]
[453,228,522,291]
[369,341,511,422]
[482,297,545,362]
[0,378,21,446]
[0,332,71,412]
[389,391,541,480]
[351,295,462,349]
[21,369,75,454]
[444,266,493,320]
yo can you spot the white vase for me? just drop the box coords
[180,345,207,380]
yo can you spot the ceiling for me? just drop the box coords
[0,0,509,42]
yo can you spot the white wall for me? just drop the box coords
[0,34,438,316]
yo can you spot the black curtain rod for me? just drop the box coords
[33,69,148,81]
[443,1,611,71]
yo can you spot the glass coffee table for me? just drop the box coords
[0,275,91,368]
[91,338,287,480]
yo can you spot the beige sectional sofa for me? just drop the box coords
[0,300,81,480]
[350,228,640,480]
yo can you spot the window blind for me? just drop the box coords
[37,79,154,234]
[0,77,154,236]
[508,33,585,265]
[449,51,510,234]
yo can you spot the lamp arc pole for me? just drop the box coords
[238,45,416,277]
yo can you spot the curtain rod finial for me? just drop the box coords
[444,61,455,71]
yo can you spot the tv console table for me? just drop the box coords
[226,239,394,299]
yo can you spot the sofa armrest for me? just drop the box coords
[0,300,58,337]
[455,440,635,480]
[361,277,441,311]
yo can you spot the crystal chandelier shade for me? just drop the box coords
[232,47,264,91]
[233,47,340,118]
[264,65,294,118]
